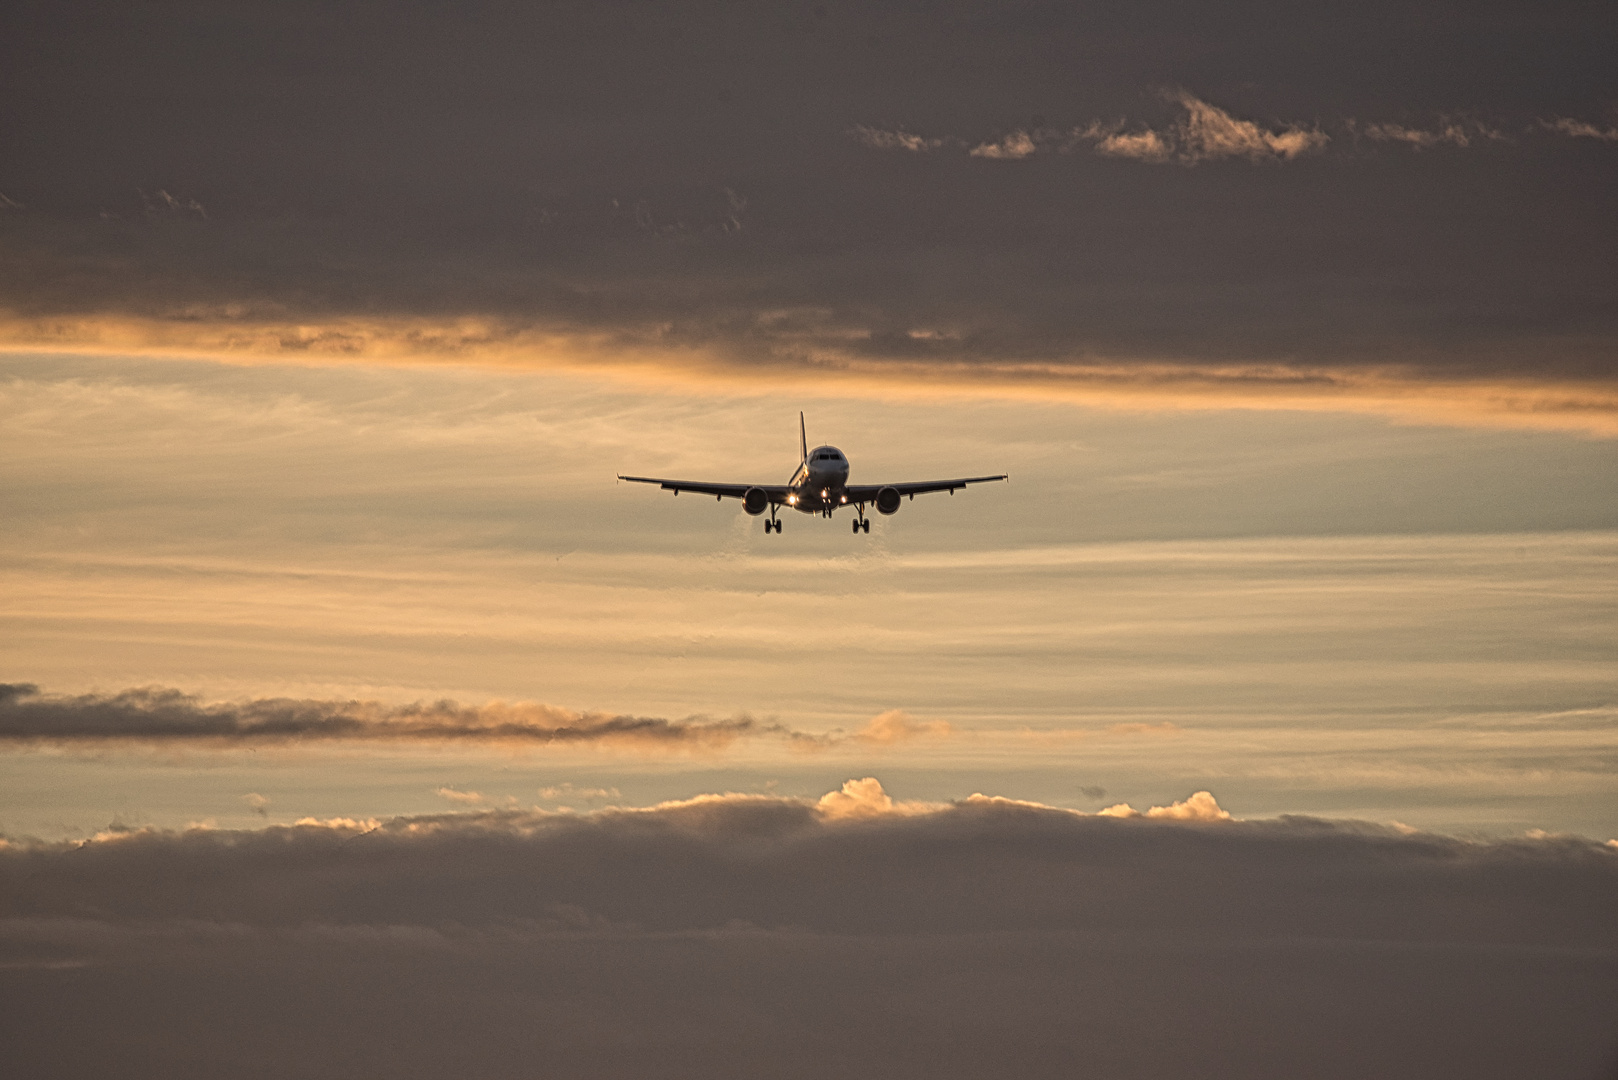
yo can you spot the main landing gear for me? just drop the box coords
[765,511,782,534]
[852,512,870,534]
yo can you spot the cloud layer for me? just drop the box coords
[0,683,948,752]
[2,784,1614,1079]
[1,1,1615,425]
[0,682,761,748]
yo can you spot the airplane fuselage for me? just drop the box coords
[786,444,851,514]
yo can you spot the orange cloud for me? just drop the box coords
[816,777,941,819]
[853,710,952,745]
[5,317,1615,436]
[1098,790,1231,821]
[1076,91,1328,164]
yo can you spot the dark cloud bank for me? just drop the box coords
[0,683,947,750]
[2,0,1616,391]
[0,682,781,748]
[2,791,1615,1079]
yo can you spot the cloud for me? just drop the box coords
[1096,789,1231,820]
[434,787,487,804]
[850,126,948,152]
[537,784,621,802]
[850,710,951,745]
[6,782,1612,935]
[814,776,942,819]
[1088,125,1173,163]
[1351,118,1508,149]
[1168,91,1330,162]
[140,188,208,220]
[1,784,1614,1078]
[0,682,784,751]
[0,684,955,755]
[1542,117,1618,141]
[968,131,1039,159]
[2,3,1616,433]
[1075,91,1329,165]
[241,792,269,817]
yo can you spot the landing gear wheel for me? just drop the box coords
[852,519,860,534]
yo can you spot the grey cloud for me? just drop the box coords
[1,790,1614,1079]
[0,1,1615,389]
[0,683,944,751]
[0,682,776,749]
[140,188,208,220]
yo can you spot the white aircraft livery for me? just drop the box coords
[619,414,1007,533]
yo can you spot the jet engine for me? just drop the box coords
[742,487,769,516]
[876,486,902,515]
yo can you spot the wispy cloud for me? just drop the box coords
[849,125,949,152]
[859,97,1617,168]
[537,783,621,802]
[869,92,1328,166]
[850,709,951,745]
[1541,116,1618,141]
[1349,117,1507,149]
[140,188,208,220]
[434,786,488,804]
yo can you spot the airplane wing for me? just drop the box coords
[845,475,1007,500]
[617,476,793,502]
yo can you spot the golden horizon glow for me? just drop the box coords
[4,314,1616,436]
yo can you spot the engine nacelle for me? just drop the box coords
[742,487,769,516]
[875,486,902,515]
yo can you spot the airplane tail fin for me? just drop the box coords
[799,411,808,463]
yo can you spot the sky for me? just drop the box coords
[2,2,1616,1076]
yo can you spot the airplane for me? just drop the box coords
[618,414,1006,533]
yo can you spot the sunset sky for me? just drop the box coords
[2,2,1615,1076]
